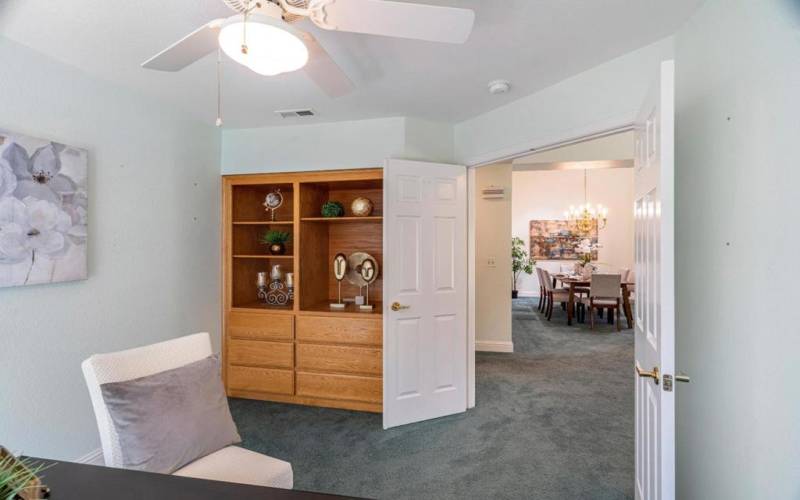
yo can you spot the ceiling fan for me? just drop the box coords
[142,0,476,98]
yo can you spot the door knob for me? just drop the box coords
[635,364,660,385]
[391,302,410,311]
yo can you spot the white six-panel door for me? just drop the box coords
[634,60,676,500]
[383,159,467,429]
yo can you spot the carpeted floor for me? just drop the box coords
[230,298,634,499]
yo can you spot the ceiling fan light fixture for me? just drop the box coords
[218,14,309,76]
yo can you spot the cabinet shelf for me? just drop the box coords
[301,216,382,223]
[233,255,294,260]
[300,301,383,318]
[232,221,294,225]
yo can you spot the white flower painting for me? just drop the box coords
[0,130,88,288]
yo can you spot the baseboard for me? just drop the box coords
[476,340,514,353]
[517,291,537,298]
[75,448,103,465]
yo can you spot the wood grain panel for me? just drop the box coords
[227,366,294,395]
[296,344,382,376]
[228,339,294,369]
[296,372,382,404]
[327,221,383,303]
[228,311,293,340]
[296,316,382,346]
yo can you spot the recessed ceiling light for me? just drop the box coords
[488,79,511,95]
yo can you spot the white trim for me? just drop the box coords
[75,448,104,465]
[516,291,538,298]
[467,168,476,409]
[463,120,635,168]
[476,341,514,353]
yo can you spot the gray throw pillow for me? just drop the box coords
[100,355,241,473]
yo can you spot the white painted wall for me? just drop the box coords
[0,37,221,461]
[474,164,513,351]
[674,1,800,498]
[512,168,634,295]
[454,37,674,166]
[221,116,455,174]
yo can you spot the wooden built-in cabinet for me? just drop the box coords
[222,169,383,413]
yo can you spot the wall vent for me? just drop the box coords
[275,108,315,118]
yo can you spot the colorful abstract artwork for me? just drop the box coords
[529,220,598,260]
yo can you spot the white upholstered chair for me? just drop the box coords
[81,332,293,489]
[578,274,622,331]
[542,269,570,321]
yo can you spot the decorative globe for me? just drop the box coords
[351,197,374,217]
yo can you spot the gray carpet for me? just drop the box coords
[229,298,634,499]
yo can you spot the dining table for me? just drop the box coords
[552,274,635,328]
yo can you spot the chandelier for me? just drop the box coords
[564,169,608,234]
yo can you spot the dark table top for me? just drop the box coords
[26,457,363,500]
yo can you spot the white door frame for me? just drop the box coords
[465,124,634,408]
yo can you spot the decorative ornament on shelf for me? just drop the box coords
[346,251,379,311]
[330,253,347,310]
[260,229,290,255]
[321,201,344,218]
[358,257,378,311]
[257,265,292,306]
[351,197,374,217]
[262,188,283,221]
[565,169,608,235]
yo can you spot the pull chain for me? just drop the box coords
[216,48,223,127]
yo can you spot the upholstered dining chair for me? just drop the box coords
[536,267,547,312]
[578,274,623,331]
[541,269,571,321]
[81,333,293,489]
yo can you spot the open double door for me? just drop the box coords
[381,61,678,500]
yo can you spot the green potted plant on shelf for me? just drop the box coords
[321,201,344,218]
[511,236,535,299]
[260,230,291,255]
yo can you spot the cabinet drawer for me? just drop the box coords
[227,366,294,395]
[296,344,382,376]
[227,339,293,369]
[228,311,293,341]
[296,316,381,346]
[296,372,382,404]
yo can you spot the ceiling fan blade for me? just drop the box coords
[299,31,355,98]
[142,19,224,71]
[310,0,475,44]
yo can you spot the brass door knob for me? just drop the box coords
[391,302,410,311]
[635,364,660,385]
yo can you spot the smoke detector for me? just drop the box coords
[488,79,511,95]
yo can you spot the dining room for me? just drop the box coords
[471,130,636,493]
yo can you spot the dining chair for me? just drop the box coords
[542,269,570,321]
[535,267,546,312]
[579,274,623,331]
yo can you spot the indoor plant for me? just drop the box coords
[260,230,291,255]
[511,236,535,299]
[321,201,344,218]
[0,448,48,500]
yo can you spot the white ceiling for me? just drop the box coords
[0,0,702,129]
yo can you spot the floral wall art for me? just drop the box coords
[0,130,88,288]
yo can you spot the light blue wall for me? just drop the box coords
[454,37,674,165]
[675,1,800,498]
[0,37,222,461]
[221,116,455,174]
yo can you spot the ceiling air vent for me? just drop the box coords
[275,108,316,119]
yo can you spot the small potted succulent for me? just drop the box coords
[321,201,344,218]
[260,230,291,255]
